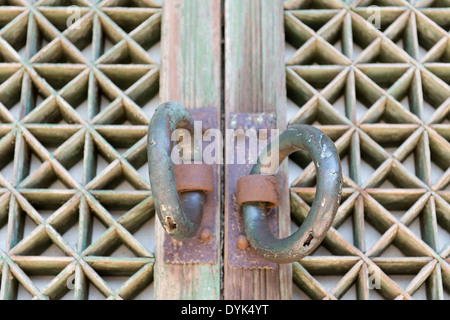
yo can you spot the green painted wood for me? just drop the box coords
[224,0,292,299]
[154,0,222,300]
[0,0,160,299]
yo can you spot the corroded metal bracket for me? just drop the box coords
[242,124,343,263]
[148,102,204,241]
[163,108,219,264]
[227,112,279,269]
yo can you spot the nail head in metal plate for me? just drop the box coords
[227,112,280,270]
[156,107,219,264]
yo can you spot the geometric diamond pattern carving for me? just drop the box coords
[0,0,447,300]
[0,0,160,299]
[285,0,449,300]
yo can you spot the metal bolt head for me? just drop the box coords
[200,228,213,242]
[236,235,249,250]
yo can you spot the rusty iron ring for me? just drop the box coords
[242,124,343,263]
[148,101,206,241]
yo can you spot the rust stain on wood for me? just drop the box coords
[164,108,219,265]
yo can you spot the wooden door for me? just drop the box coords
[0,0,448,300]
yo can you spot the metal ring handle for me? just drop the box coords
[243,124,343,263]
[148,101,205,241]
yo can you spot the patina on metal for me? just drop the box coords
[237,175,280,208]
[226,112,280,270]
[163,108,219,265]
[241,124,343,263]
[148,101,210,241]
[0,0,447,301]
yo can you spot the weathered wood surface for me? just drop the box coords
[224,0,292,299]
[155,0,222,299]
[0,0,447,300]
[284,0,450,300]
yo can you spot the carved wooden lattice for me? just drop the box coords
[0,0,161,299]
[285,0,450,299]
[0,0,448,300]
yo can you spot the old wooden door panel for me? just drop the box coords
[223,0,292,299]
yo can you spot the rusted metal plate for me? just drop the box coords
[236,175,280,208]
[0,0,162,300]
[227,112,279,269]
[163,108,219,264]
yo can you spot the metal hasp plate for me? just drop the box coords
[227,112,279,269]
[163,108,219,264]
